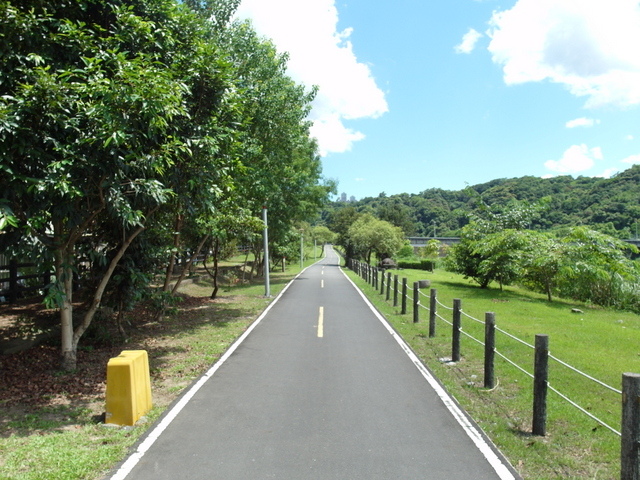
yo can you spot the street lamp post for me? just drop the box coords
[262,206,270,297]
[300,233,304,269]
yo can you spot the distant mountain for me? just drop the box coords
[324,165,640,238]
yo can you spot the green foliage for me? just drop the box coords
[418,239,442,259]
[473,229,530,290]
[346,213,405,263]
[446,218,640,311]
[0,0,332,367]
[555,227,639,309]
[396,242,415,259]
[311,225,336,245]
[396,259,435,271]
[325,165,640,238]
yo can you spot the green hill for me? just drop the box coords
[326,164,640,238]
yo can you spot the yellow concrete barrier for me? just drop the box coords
[105,350,152,426]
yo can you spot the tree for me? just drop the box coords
[376,198,416,235]
[199,206,264,298]
[419,239,442,259]
[0,0,220,370]
[444,200,542,288]
[220,21,333,261]
[326,206,361,264]
[347,214,405,264]
[556,227,639,308]
[473,230,530,290]
[519,232,564,302]
[311,226,336,254]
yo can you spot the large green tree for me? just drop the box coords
[0,0,223,369]
[220,21,333,262]
[346,213,405,264]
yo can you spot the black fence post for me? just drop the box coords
[401,278,408,314]
[429,288,437,338]
[452,299,461,362]
[9,259,18,303]
[380,269,385,295]
[393,275,398,307]
[533,334,549,436]
[386,272,391,301]
[413,282,419,323]
[484,312,496,389]
[621,372,640,480]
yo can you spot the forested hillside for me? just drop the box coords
[325,164,640,238]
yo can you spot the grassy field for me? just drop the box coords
[345,265,640,479]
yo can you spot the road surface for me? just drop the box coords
[109,247,520,479]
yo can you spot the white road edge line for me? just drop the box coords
[109,263,317,480]
[340,267,517,480]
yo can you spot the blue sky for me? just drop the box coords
[236,0,640,200]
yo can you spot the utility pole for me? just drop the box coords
[300,233,304,269]
[262,206,270,297]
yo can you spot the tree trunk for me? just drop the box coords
[65,225,146,370]
[54,220,77,371]
[59,254,76,371]
[210,238,220,299]
[163,214,183,292]
[242,249,250,281]
[171,235,209,295]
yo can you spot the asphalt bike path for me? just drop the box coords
[109,247,520,479]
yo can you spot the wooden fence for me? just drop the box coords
[0,259,52,303]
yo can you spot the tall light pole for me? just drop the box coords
[262,206,270,297]
[300,232,304,269]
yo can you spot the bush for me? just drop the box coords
[396,259,435,271]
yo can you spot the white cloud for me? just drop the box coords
[487,0,640,107]
[235,0,388,155]
[565,117,599,128]
[544,144,603,173]
[309,114,365,156]
[455,28,483,54]
[622,154,640,164]
[597,167,619,178]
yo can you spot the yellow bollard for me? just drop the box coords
[105,350,152,426]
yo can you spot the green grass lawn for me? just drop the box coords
[346,265,640,479]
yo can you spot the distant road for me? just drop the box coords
[110,246,520,479]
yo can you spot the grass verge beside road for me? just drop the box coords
[345,266,640,480]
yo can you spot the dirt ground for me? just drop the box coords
[0,292,214,434]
